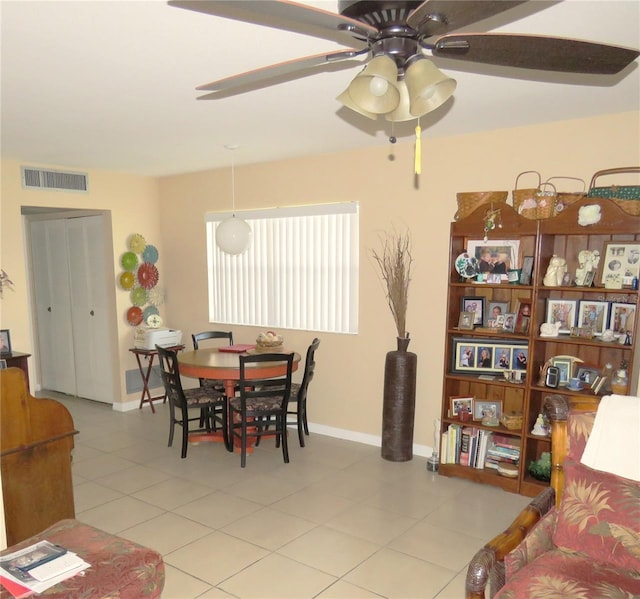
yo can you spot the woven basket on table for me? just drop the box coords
[587,167,640,216]
[455,191,508,220]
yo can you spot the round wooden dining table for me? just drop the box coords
[178,347,301,449]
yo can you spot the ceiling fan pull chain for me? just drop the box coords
[414,123,422,175]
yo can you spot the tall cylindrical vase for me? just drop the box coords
[381,336,417,462]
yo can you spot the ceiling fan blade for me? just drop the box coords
[432,34,640,74]
[407,0,528,37]
[195,49,368,98]
[169,0,377,48]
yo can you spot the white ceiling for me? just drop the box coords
[1,0,639,177]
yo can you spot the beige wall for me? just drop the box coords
[0,160,161,404]
[2,111,639,453]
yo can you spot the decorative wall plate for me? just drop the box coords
[142,244,159,264]
[147,287,164,306]
[137,263,159,290]
[128,233,146,254]
[119,271,135,289]
[146,313,163,328]
[121,251,138,272]
[126,306,144,326]
[143,305,160,321]
[130,286,148,306]
[455,252,480,278]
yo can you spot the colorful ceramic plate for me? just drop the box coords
[119,271,135,290]
[142,244,159,264]
[455,252,480,279]
[143,305,159,321]
[130,286,147,306]
[147,287,164,306]
[128,233,146,254]
[121,251,138,272]
[126,306,144,326]
[137,263,159,290]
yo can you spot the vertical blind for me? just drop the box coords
[206,202,359,333]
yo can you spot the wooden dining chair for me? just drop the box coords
[229,352,294,467]
[156,345,228,458]
[286,337,320,447]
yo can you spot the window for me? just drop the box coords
[206,202,359,333]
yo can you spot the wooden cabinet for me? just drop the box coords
[440,199,639,496]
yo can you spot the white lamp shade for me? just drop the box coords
[347,55,400,114]
[384,80,415,122]
[405,59,456,116]
[216,216,251,255]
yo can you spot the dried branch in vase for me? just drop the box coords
[371,230,413,339]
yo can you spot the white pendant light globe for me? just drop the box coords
[216,215,251,255]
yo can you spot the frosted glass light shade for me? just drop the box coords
[347,55,399,114]
[216,216,251,255]
[405,59,456,116]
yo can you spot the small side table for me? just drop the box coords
[129,346,184,413]
[2,352,31,393]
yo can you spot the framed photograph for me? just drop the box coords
[452,337,528,375]
[582,271,595,288]
[486,301,509,326]
[546,299,577,334]
[520,256,534,285]
[503,313,516,333]
[570,326,594,339]
[577,300,609,337]
[461,296,485,326]
[0,359,6,369]
[551,357,573,386]
[458,311,475,330]
[467,239,521,281]
[609,303,636,335]
[593,376,607,395]
[576,365,600,385]
[0,329,11,355]
[599,241,640,286]
[473,400,503,422]
[493,346,512,369]
[514,300,532,335]
[486,273,502,284]
[450,396,473,417]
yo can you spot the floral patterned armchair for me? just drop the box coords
[465,394,640,599]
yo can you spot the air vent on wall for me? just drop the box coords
[21,166,88,192]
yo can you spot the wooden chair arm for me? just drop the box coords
[465,486,555,599]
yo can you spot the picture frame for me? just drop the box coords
[461,296,485,326]
[514,300,532,335]
[575,364,601,386]
[609,302,636,335]
[546,299,577,334]
[450,396,473,417]
[486,301,509,326]
[577,300,609,337]
[570,326,594,339]
[520,256,534,285]
[582,271,595,288]
[593,376,607,395]
[467,239,521,281]
[493,346,513,369]
[0,329,11,355]
[599,241,640,287]
[451,337,528,375]
[458,311,475,330]
[502,313,516,333]
[0,359,6,370]
[551,357,573,386]
[473,400,503,422]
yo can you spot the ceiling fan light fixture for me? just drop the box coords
[347,55,400,114]
[405,58,457,116]
[336,88,378,120]
[384,80,415,122]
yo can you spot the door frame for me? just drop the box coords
[23,207,119,402]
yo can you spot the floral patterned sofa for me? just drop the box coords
[465,394,640,599]
[0,519,165,598]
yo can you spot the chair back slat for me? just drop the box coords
[192,331,233,350]
[156,345,186,409]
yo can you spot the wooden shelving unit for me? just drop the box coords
[440,199,639,497]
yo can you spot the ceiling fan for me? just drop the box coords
[169,0,639,123]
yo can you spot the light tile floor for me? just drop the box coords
[48,393,531,599]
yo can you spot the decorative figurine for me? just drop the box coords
[481,406,499,427]
[575,249,600,286]
[540,322,561,337]
[531,413,547,436]
[543,255,567,287]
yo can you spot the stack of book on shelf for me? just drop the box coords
[440,424,494,469]
[0,540,90,598]
[485,434,521,471]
